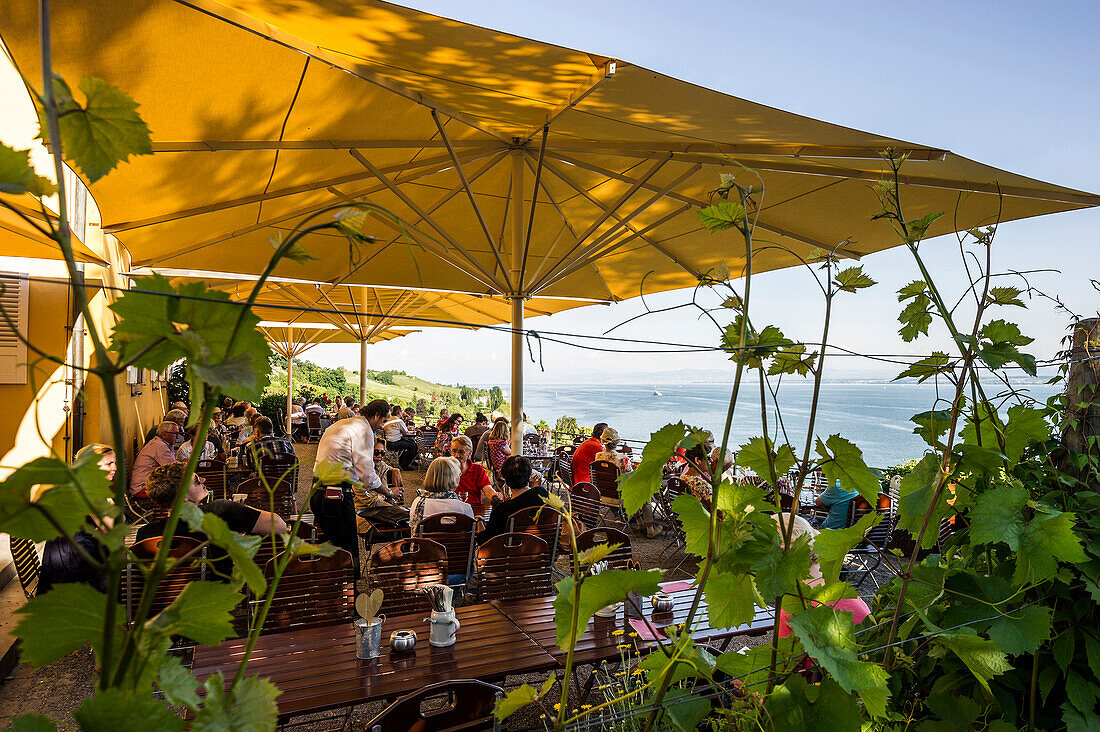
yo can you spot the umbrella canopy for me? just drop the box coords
[0,196,106,265]
[4,0,1095,447]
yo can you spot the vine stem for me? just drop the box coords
[556,504,582,728]
[643,186,755,730]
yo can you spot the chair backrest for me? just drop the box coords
[259,453,299,490]
[123,535,207,621]
[476,533,552,603]
[575,527,632,570]
[664,477,690,500]
[417,429,439,451]
[306,412,322,430]
[365,679,503,732]
[507,505,561,564]
[589,460,621,501]
[569,482,603,526]
[369,538,447,616]
[260,549,355,633]
[417,512,477,582]
[9,536,39,599]
[197,459,229,501]
[554,447,575,487]
[252,520,317,570]
[847,493,895,547]
[236,476,297,518]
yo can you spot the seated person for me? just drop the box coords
[176,422,218,462]
[434,413,464,451]
[435,408,450,430]
[772,513,870,638]
[595,428,662,539]
[130,421,180,497]
[409,457,472,533]
[241,416,296,472]
[477,456,549,545]
[484,419,512,486]
[335,396,356,421]
[571,422,608,486]
[450,435,497,509]
[224,402,249,428]
[382,404,418,470]
[145,408,187,446]
[816,480,859,530]
[354,446,409,532]
[39,443,115,593]
[464,412,490,444]
[304,398,326,416]
[711,447,737,484]
[135,462,287,554]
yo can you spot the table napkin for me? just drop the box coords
[659,580,694,593]
[628,617,664,641]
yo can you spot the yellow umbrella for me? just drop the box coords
[4,0,1096,448]
[0,196,107,265]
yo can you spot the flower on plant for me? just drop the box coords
[611,629,624,636]
[616,643,630,650]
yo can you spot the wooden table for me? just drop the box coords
[492,586,774,667]
[190,603,557,722]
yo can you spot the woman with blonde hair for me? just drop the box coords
[409,456,472,532]
[485,418,512,485]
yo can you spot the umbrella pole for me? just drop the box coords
[285,325,294,436]
[359,287,369,406]
[510,150,525,455]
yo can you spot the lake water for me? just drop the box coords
[518,381,1059,468]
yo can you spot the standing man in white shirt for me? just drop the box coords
[312,398,391,574]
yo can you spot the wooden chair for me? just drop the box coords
[522,432,542,456]
[9,536,39,599]
[235,476,297,518]
[252,519,317,570]
[476,533,553,603]
[590,460,626,523]
[657,477,690,554]
[417,512,476,588]
[843,493,896,590]
[123,535,207,623]
[506,505,562,567]
[196,459,228,501]
[569,482,606,528]
[306,412,323,442]
[365,679,503,732]
[552,445,575,489]
[258,453,299,495]
[257,549,356,633]
[368,538,447,617]
[575,527,632,569]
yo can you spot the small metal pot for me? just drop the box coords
[390,629,417,652]
[650,592,674,613]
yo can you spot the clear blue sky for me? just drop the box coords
[305,0,1100,386]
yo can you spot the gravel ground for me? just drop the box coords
[0,443,893,730]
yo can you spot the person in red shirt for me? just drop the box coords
[449,434,498,508]
[570,422,608,486]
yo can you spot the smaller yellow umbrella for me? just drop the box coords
[0,196,108,264]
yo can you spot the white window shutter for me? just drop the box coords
[0,272,29,384]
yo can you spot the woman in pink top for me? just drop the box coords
[773,513,871,638]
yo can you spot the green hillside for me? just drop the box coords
[265,354,506,417]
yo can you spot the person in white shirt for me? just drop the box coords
[311,398,391,574]
[520,412,538,437]
[382,404,418,469]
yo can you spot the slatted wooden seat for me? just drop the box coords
[553,446,575,488]
[123,535,206,622]
[235,476,297,518]
[590,460,622,506]
[522,432,543,456]
[575,527,633,570]
[9,536,39,599]
[197,459,229,501]
[259,453,299,492]
[506,506,562,566]
[368,538,447,617]
[251,520,318,570]
[365,679,503,732]
[258,549,356,633]
[417,512,476,587]
[568,482,605,528]
[306,413,323,442]
[476,533,552,603]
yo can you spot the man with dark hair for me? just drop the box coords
[136,462,287,542]
[242,415,296,471]
[571,422,609,486]
[335,396,356,421]
[477,456,548,545]
[464,412,490,444]
[312,399,391,572]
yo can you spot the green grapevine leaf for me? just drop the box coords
[148,580,244,646]
[986,286,1026,308]
[833,265,877,293]
[619,422,695,516]
[814,434,880,502]
[764,675,863,730]
[14,582,123,668]
[697,200,746,232]
[0,453,114,541]
[704,571,757,628]
[935,632,1011,692]
[814,512,882,583]
[0,144,56,196]
[986,604,1053,656]
[1014,510,1086,585]
[897,454,953,548]
[895,353,954,383]
[191,672,280,732]
[74,688,183,731]
[7,715,58,732]
[737,436,797,481]
[552,569,663,651]
[898,293,933,342]
[39,75,152,183]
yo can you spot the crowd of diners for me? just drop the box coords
[34,395,871,642]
